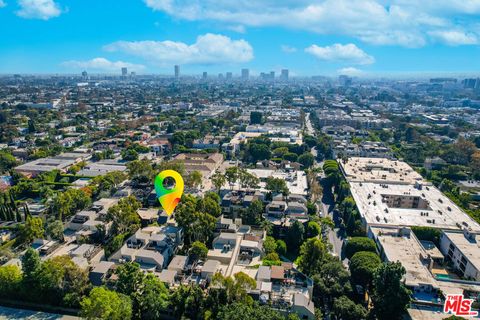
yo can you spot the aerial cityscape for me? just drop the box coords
[1,1,480,320]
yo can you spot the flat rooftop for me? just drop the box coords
[371,227,438,288]
[340,157,424,184]
[407,307,450,320]
[443,230,480,272]
[15,152,89,174]
[247,169,308,196]
[351,182,480,232]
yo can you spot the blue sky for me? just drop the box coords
[1,0,480,76]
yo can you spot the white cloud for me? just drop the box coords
[104,33,254,65]
[227,25,246,33]
[429,30,478,45]
[61,58,146,72]
[337,67,363,76]
[0,1,6,8]
[143,0,480,47]
[305,43,375,65]
[281,45,297,53]
[16,0,62,20]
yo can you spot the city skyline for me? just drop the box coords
[0,0,480,76]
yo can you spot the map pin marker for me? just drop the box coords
[154,170,184,215]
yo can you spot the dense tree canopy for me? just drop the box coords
[349,251,382,288]
[372,262,411,320]
[80,287,132,320]
[344,237,377,259]
[297,238,327,275]
[332,295,368,320]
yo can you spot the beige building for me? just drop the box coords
[174,153,223,178]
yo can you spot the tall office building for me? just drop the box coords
[81,70,88,80]
[174,65,180,78]
[226,72,233,80]
[218,73,224,80]
[121,67,128,77]
[241,68,249,80]
[281,69,289,81]
[202,72,207,80]
[339,75,352,86]
[270,71,275,80]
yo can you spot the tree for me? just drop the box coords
[107,195,141,235]
[115,262,145,297]
[218,302,285,320]
[265,177,289,197]
[273,147,289,158]
[264,252,280,262]
[332,295,368,320]
[283,152,298,162]
[169,284,206,320]
[372,262,411,320]
[349,251,381,288]
[298,153,315,168]
[157,160,186,176]
[339,197,361,236]
[225,167,239,189]
[452,137,476,165]
[121,149,138,161]
[243,199,263,225]
[323,160,341,190]
[201,197,222,217]
[35,255,89,306]
[175,195,216,244]
[411,226,442,246]
[21,248,41,287]
[344,237,376,259]
[212,272,257,305]
[246,143,271,162]
[304,135,317,148]
[307,201,317,215]
[186,170,203,189]
[263,236,277,254]
[405,126,419,143]
[0,150,17,173]
[312,258,352,306]
[211,172,226,192]
[286,220,304,253]
[306,221,321,238]
[297,238,326,275]
[189,241,208,260]
[127,159,154,183]
[250,111,263,124]
[80,287,132,320]
[134,274,169,320]
[276,239,287,256]
[205,191,221,204]
[0,265,22,298]
[471,151,480,175]
[19,216,44,244]
[52,188,91,220]
[45,220,64,241]
[238,169,260,190]
[90,171,127,197]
